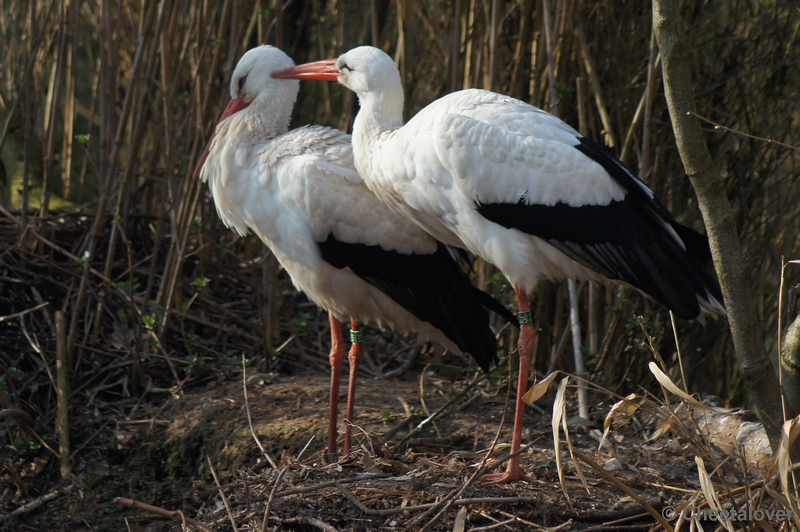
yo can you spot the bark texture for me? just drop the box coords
[652,0,787,449]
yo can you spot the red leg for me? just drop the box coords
[326,314,346,463]
[343,318,363,456]
[484,284,534,484]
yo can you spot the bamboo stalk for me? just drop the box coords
[226,0,242,77]
[395,0,408,121]
[509,0,533,100]
[487,0,498,92]
[449,0,460,92]
[274,0,283,49]
[576,76,599,357]
[81,0,163,350]
[462,0,475,89]
[575,18,616,147]
[371,0,380,46]
[56,311,71,478]
[542,0,558,116]
[640,25,660,179]
[41,0,69,216]
[61,0,78,199]
[258,0,268,44]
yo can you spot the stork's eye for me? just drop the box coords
[341,64,353,72]
[237,75,248,95]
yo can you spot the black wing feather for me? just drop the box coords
[476,136,722,320]
[318,236,516,372]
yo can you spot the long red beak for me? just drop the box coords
[193,97,250,178]
[272,59,340,82]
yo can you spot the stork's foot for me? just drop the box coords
[482,463,532,484]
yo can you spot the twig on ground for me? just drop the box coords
[404,443,535,532]
[469,517,518,531]
[274,473,391,498]
[418,365,442,438]
[401,362,517,531]
[115,497,212,531]
[0,484,76,523]
[207,456,238,532]
[282,516,340,532]
[0,408,57,457]
[297,435,315,461]
[378,346,418,379]
[394,373,485,449]
[242,355,278,470]
[0,301,49,322]
[335,481,372,514]
[55,311,70,478]
[571,450,672,531]
[262,468,286,532]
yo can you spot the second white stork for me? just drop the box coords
[275,45,725,482]
[195,45,515,463]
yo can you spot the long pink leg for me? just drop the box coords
[326,314,346,463]
[343,318,363,456]
[484,284,534,484]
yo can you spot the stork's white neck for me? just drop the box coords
[351,84,404,181]
[244,94,294,140]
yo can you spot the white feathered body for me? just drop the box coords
[352,87,723,317]
[200,120,462,352]
[356,90,629,287]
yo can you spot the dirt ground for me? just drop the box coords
[3,357,784,532]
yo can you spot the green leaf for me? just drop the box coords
[192,277,210,291]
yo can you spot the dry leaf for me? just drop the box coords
[597,393,642,455]
[648,363,730,413]
[695,456,735,532]
[452,506,467,532]
[777,416,800,528]
[552,377,571,504]
[522,371,560,405]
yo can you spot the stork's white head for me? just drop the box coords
[273,45,405,131]
[334,46,402,101]
[195,45,299,177]
[230,45,298,110]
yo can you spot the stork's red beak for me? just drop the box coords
[193,97,250,178]
[272,59,340,82]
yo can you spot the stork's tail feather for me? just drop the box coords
[471,287,519,327]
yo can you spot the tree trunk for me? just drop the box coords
[652,0,787,450]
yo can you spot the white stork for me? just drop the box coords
[195,45,515,463]
[275,45,725,482]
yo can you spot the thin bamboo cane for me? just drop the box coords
[41,0,70,216]
[61,0,78,199]
[640,26,660,179]
[462,0,475,89]
[575,18,615,148]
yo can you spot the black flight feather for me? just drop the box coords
[317,236,517,372]
[476,136,722,320]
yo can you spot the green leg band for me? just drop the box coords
[350,330,364,343]
[518,310,533,324]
